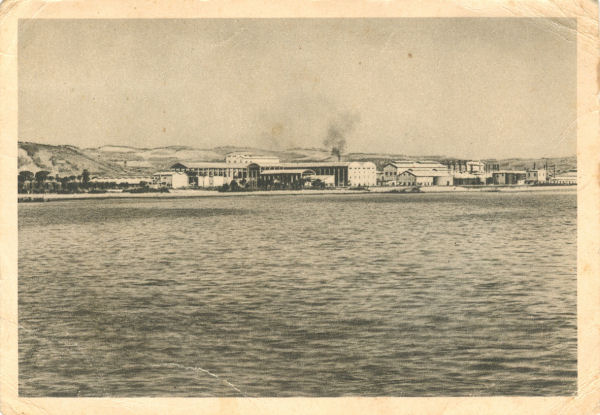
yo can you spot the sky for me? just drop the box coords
[18,18,577,159]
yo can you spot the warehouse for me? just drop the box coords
[396,170,451,186]
[170,162,248,187]
[383,161,451,186]
[247,161,376,187]
[258,169,316,187]
[549,170,577,185]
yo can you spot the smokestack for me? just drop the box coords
[323,111,360,162]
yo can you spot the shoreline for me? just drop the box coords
[18,185,577,203]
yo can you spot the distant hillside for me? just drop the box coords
[18,141,577,176]
[482,157,577,173]
[18,142,127,176]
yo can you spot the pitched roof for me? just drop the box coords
[398,169,451,177]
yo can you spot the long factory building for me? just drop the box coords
[168,157,377,188]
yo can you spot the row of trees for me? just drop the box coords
[18,169,158,194]
[19,169,88,184]
[18,169,91,194]
[219,178,328,192]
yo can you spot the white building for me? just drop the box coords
[382,161,451,186]
[397,170,453,186]
[171,158,375,188]
[347,162,377,187]
[152,171,189,188]
[549,170,577,185]
[225,153,280,165]
[466,161,486,174]
[526,169,547,184]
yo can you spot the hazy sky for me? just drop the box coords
[19,18,576,159]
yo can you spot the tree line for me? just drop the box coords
[18,169,159,194]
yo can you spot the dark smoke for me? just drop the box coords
[324,112,360,161]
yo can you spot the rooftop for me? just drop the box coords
[387,161,448,169]
[251,161,376,168]
[399,170,452,177]
[260,169,316,175]
[173,162,248,169]
[153,171,187,175]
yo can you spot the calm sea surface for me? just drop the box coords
[18,192,577,396]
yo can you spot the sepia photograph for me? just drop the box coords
[1,1,599,414]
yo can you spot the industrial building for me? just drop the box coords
[526,169,547,184]
[257,169,320,188]
[452,172,485,186]
[549,170,577,185]
[170,157,376,188]
[396,170,454,186]
[383,161,453,186]
[466,161,486,174]
[171,153,278,187]
[170,162,249,185]
[443,160,497,174]
[152,171,189,188]
[492,171,527,185]
[247,161,377,187]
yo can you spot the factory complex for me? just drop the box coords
[145,152,573,190]
[165,157,377,189]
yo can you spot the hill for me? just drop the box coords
[17,141,577,177]
[18,142,126,176]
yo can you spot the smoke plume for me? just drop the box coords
[324,112,360,161]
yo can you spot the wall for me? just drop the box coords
[171,173,189,188]
[197,175,226,188]
[415,176,434,186]
[397,172,416,186]
[348,162,377,187]
[433,175,454,186]
[382,164,397,185]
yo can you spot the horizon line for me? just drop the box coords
[17,140,576,161]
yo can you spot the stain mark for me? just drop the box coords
[271,123,283,137]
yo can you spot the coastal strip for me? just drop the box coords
[18,185,576,203]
